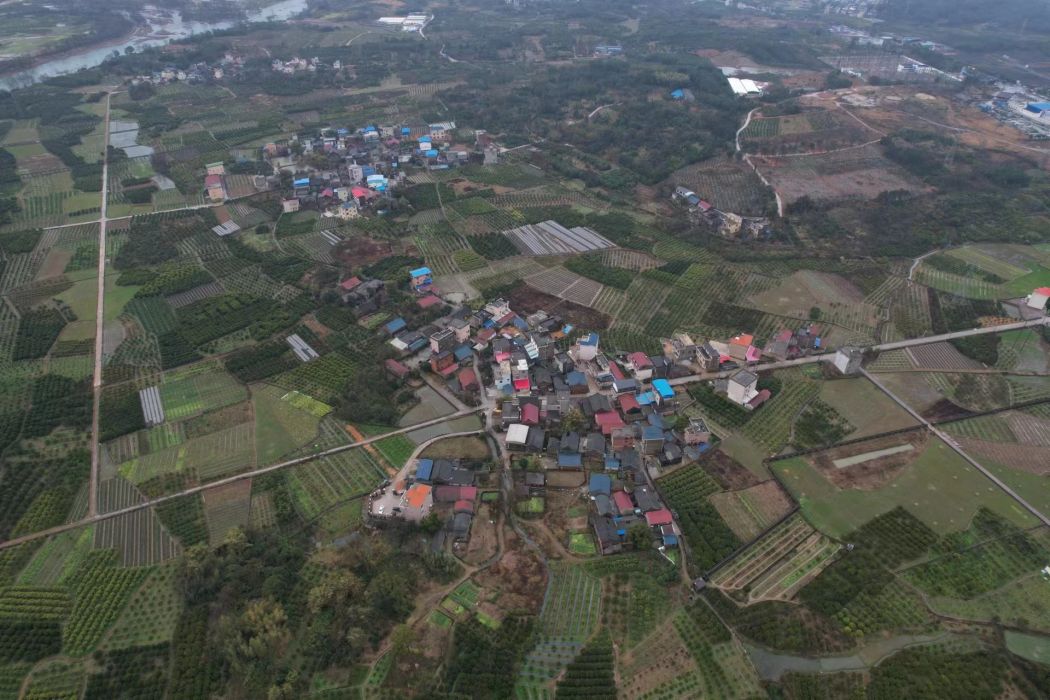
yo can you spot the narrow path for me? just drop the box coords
[860,367,1050,527]
[0,406,481,551]
[908,248,940,281]
[88,89,116,518]
[587,103,619,120]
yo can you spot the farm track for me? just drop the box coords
[89,89,117,518]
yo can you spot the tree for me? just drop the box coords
[419,512,443,534]
[561,408,585,434]
[389,624,414,661]
[628,522,653,550]
[307,570,364,614]
[219,598,291,674]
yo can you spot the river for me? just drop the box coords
[0,0,308,91]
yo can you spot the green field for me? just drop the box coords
[253,383,323,464]
[1005,630,1050,665]
[773,438,1037,537]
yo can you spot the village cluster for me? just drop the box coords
[360,267,861,556]
[198,121,498,218]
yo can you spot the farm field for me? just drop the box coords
[751,145,922,206]
[516,564,602,696]
[773,437,1037,537]
[286,449,386,519]
[707,481,795,542]
[711,514,838,601]
[818,377,918,438]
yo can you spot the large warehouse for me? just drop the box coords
[1025,102,1050,118]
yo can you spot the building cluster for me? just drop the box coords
[672,186,772,240]
[358,276,846,555]
[371,457,479,545]
[376,13,431,31]
[270,56,346,74]
[979,86,1050,140]
[265,121,492,217]
[130,52,244,86]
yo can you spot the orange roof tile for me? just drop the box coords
[405,484,432,509]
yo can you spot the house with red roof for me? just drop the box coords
[618,394,642,419]
[645,508,674,527]
[417,294,443,310]
[457,367,479,395]
[626,352,653,381]
[595,410,626,435]
[204,174,226,201]
[612,491,634,514]
[521,403,540,425]
[339,276,362,292]
[384,358,410,383]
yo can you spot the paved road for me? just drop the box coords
[87,90,116,519]
[860,368,1050,528]
[0,407,479,551]
[669,317,1049,387]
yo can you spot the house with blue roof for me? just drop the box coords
[641,425,664,455]
[589,473,611,496]
[384,317,407,335]
[652,379,674,400]
[415,459,434,482]
[558,452,583,469]
[410,267,432,291]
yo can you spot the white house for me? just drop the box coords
[833,347,863,375]
[506,423,530,451]
[575,332,600,362]
[1027,287,1050,311]
[726,369,759,406]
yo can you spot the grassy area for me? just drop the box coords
[773,438,1037,537]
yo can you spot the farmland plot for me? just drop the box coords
[666,156,774,216]
[187,422,255,481]
[906,342,982,370]
[202,479,253,545]
[101,565,181,651]
[752,145,921,206]
[287,449,386,518]
[516,564,602,694]
[708,480,795,542]
[165,281,224,309]
[94,478,181,566]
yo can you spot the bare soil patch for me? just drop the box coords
[752,144,923,206]
[462,503,499,565]
[302,315,331,340]
[808,429,928,490]
[922,398,975,423]
[473,529,546,615]
[448,178,514,196]
[699,449,763,490]
[334,235,394,267]
[36,248,72,280]
[545,470,586,488]
[509,284,610,330]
